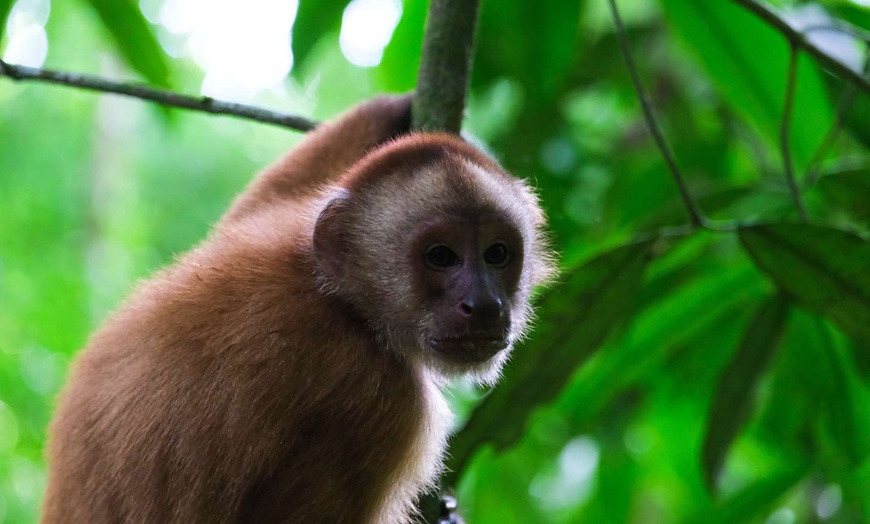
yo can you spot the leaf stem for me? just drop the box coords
[804,46,870,187]
[0,59,318,132]
[780,43,809,222]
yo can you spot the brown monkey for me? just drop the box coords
[42,95,554,524]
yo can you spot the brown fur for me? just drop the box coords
[43,95,553,524]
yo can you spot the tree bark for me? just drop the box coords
[411,0,481,133]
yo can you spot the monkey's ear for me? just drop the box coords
[313,194,351,280]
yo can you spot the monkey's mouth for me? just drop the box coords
[428,334,508,364]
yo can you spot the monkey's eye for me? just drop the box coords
[483,242,511,267]
[425,245,460,269]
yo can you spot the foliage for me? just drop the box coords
[1,0,869,522]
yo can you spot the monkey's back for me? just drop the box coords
[42,209,426,524]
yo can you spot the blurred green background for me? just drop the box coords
[1,0,869,522]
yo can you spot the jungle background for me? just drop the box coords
[1,0,869,522]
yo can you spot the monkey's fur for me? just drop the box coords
[43,95,554,523]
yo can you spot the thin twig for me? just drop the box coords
[729,0,870,93]
[412,0,481,132]
[804,86,858,187]
[780,43,809,222]
[804,45,870,187]
[607,0,705,228]
[0,59,318,132]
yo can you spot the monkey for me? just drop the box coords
[42,94,555,524]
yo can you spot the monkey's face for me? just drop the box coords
[314,195,536,382]
[409,215,524,367]
[313,151,554,384]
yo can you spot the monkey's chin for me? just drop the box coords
[419,344,510,387]
[426,337,508,366]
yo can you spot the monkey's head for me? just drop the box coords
[314,134,555,384]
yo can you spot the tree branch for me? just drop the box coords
[607,0,706,228]
[0,59,318,132]
[411,0,481,133]
[729,0,870,93]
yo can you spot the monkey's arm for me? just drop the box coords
[223,94,412,222]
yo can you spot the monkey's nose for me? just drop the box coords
[458,294,504,324]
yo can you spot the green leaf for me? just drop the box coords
[687,463,808,524]
[843,92,870,149]
[739,223,870,344]
[291,0,348,73]
[660,0,834,170]
[84,0,170,87]
[823,2,870,33]
[378,0,427,91]
[815,167,870,225]
[445,239,657,485]
[815,324,870,466]
[848,336,870,378]
[560,259,765,432]
[701,295,790,492]
[473,1,583,106]
[785,313,870,466]
[0,0,14,44]
[757,309,870,468]
[640,185,757,230]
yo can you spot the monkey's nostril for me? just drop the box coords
[459,302,474,316]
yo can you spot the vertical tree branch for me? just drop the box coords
[607,0,705,228]
[780,43,809,222]
[411,0,481,133]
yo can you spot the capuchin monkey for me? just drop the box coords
[42,94,554,524]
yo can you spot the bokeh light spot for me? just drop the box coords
[157,0,298,101]
[1,0,50,67]
[339,0,401,67]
